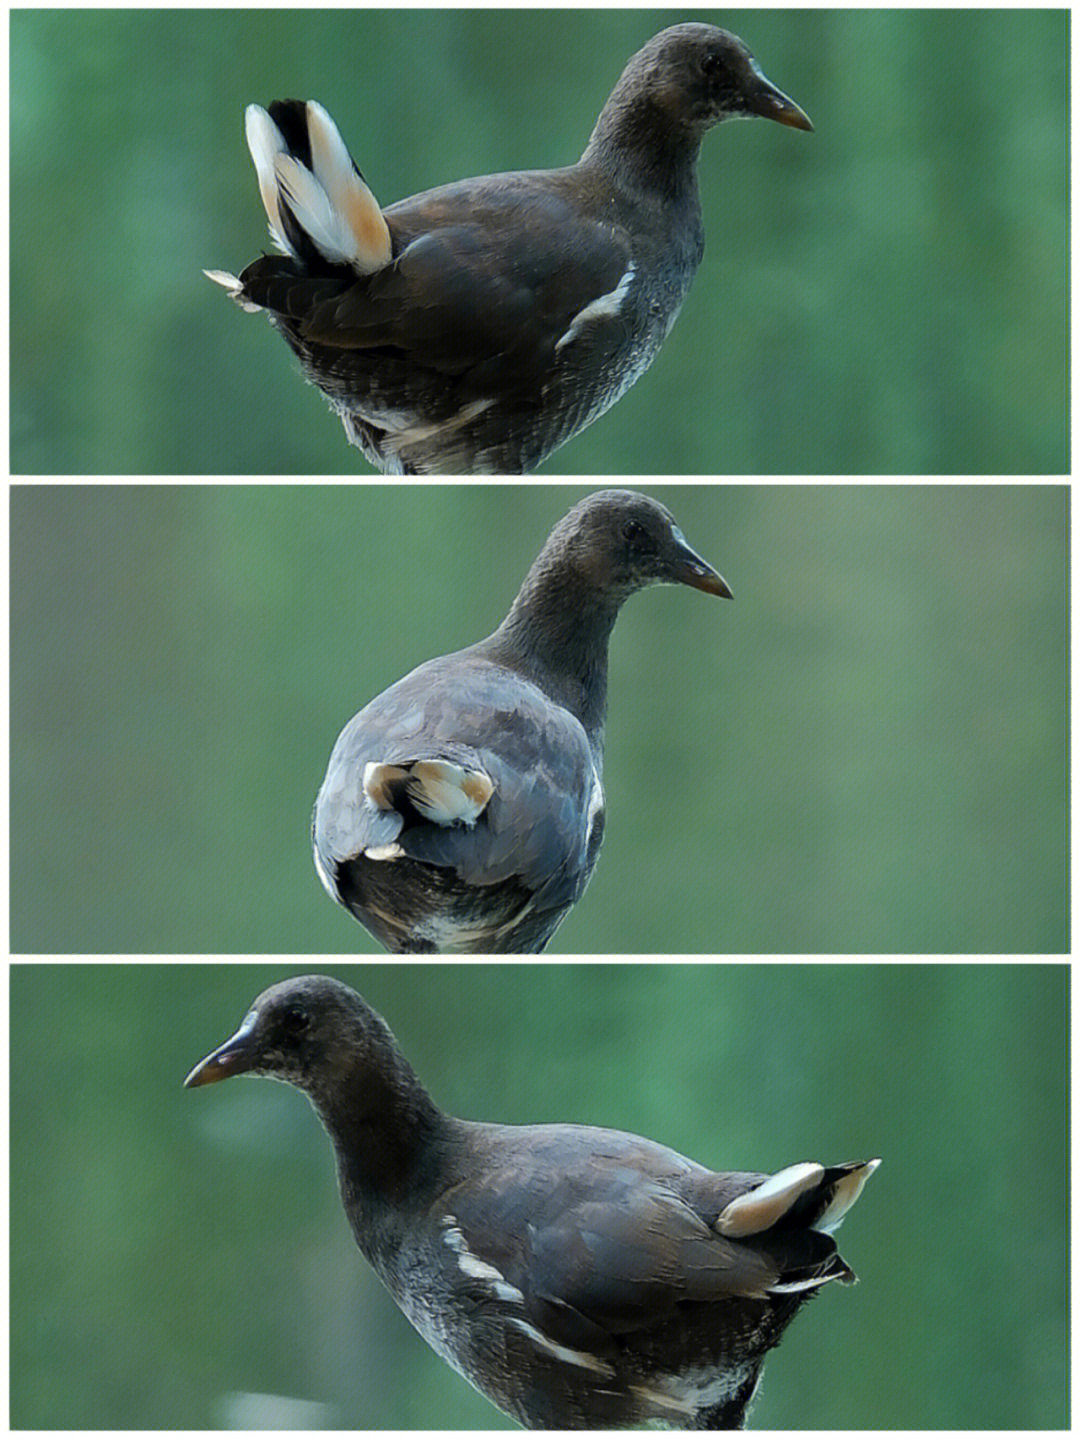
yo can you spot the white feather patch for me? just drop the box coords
[406,760,493,825]
[272,152,360,266]
[627,1385,694,1418]
[506,1318,616,1377]
[304,101,391,273]
[769,1274,836,1294]
[716,1162,824,1238]
[362,759,492,826]
[555,263,636,352]
[203,268,242,294]
[245,100,391,273]
[312,842,340,898]
[632,1362,760,1420]
[245,104,290,254]
[441,1219,524,1305]
[203,269,263,313]
[585,761,605,845]
[382,396,495,452]
[410,897,536,952]
[814,1158,881,1235]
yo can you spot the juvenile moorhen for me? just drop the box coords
[186,975,879,1430]
[312,490,730,952]
[206,25,812,473]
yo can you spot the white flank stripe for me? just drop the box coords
[628,1385,694,1417]
[312,844,339,899]
[585,762,605,844]
[769,1274,834,1294]
[555,264,636,352]
[441,1221,524,1305]
[506,1318,615,1376]
[386,397,495,450]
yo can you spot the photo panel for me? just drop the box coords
[10,483,1068,956]
[10,9,1067,476]
[7,9,1070,1435]
[9,961,1068,1429]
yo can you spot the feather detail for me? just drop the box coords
[244,104,290,254]
[203,268,262,313]
[244,100,391,273]
[814,1158,882,1234]
[362,759,493,827]
[716,1163,824,1238]
[305,101,392,273]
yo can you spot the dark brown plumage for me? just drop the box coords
[207,25,811,474]
[186,976,879,1430]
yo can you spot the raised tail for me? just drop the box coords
[243,99,392,274]
[717,1158,880,1241]
[709,1157,879,1305]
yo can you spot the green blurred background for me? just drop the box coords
[9,962,1068,1428]
[10,484,1066,954]
[10,9,1067,475]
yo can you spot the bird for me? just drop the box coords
[185,974,880,1430]
[312,490,730,953]
[206,24,812,474]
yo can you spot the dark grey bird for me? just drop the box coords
[186,975,879,1430]
[206,24,812,474]
[312,490,730,953]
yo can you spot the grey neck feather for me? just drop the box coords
[304,1024,447,1213]
[582,83,704,204]
[482,563,623,751]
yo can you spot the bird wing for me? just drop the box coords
[313,654,603,910]
[435,1130,794,1356]
[242,171,634,391]
[519,1183,782,1346]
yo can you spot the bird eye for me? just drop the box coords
[281,1007,310,1034]
[622,519,648,543]
[701,51,725,79]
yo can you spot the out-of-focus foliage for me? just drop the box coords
[10,9,1067,475]
[10,963,1068,1428]
[10,484,1066,954]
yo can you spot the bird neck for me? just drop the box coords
[307,1040,450,1212]
[582,91,704,204]
[486,568,620,747]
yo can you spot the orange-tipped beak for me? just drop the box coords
[184,1018,258,1087]
[748,77,814,132]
